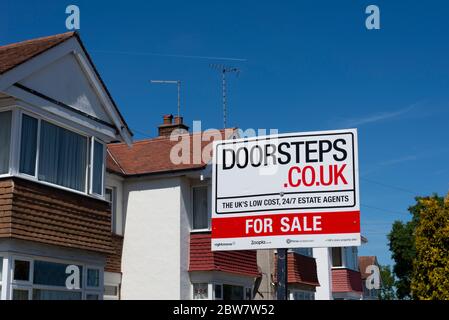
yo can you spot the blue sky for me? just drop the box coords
[2,0,449,266]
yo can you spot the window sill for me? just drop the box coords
[190,229,211,234]
[11,174,107,202]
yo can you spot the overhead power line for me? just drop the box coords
[361,177,417,195]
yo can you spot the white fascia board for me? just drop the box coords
[5,86,117,142]
[72,42,132,146]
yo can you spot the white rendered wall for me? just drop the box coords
[179,177,192,299]
[120,176,182,299]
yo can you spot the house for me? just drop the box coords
[358,256,380,300]
[105,115,260,299]
[256,248,319,300]
[0,32,132,300]
[313,237,367,300]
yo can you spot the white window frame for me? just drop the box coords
[4,254,103,300]
[213,283,223,300]
[191,184,211,232]
[84,291,101,300]
[105,186,118,234]
[89,137,106,197]
[192,283,210,300]
[85,266,102,290]
[331,247,346,269]
[0,107,15,178]
[10,285,32,300]
[4,107,108,200]
[103,284,120,300]
[11,256,33,285]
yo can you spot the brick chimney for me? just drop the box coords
[158,114,189,137]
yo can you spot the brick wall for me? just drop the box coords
[105,234,123,273]
[0,177,113,254]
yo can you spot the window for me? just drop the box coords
[104,285,118,297]
[87,268,100,288]
[38,120,88,192]
[19,114,38,176]
[12,288,30,300]
[245,288,252,300]
[193,186,209,230]
[293,248,313,257]
[0,111,12,174]
[91,140,104,195]
[0,111,108,196]
[193,283,208,299]
[331,247,343,267]
[33,260,82,288]
[105,187,118,233]
[223,284,244,300]
[85,293,100,300]
[292,290,315,300]
[33,289,82,300]
[214,284,223,300]
[13,260,31,282]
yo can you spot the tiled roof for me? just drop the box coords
[332,268,363,293]
[274,252,320,287]
[0,32,75,75]
[189,232,259,277]
[107,129,236,176]
[358,256,377,280]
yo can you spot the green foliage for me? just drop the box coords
[387,218,416,299]
[379,265,396,300]
[411,194,449,300]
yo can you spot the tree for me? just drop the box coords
[411,194,449,299]
[388,220,415,299]
[387,194,443,299]
[379,265,396,300]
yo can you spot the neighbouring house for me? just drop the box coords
[105,115,260,300]
[313,237,367,300]
[256,248,319,300]
[358,256,380,300]
[0,32,132,300]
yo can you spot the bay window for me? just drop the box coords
[0,111,12,174]
[5,256,102,300]
[0,110,108,197]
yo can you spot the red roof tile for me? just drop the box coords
[189,232,259,277]
[107,129,236,176]
[332,268,363,293]
[358,256,378,280]
[274,252,320,287]
[0,32,75,75]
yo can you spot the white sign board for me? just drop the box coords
[211,129,360,251]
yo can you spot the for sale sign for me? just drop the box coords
[211,129,360,251]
